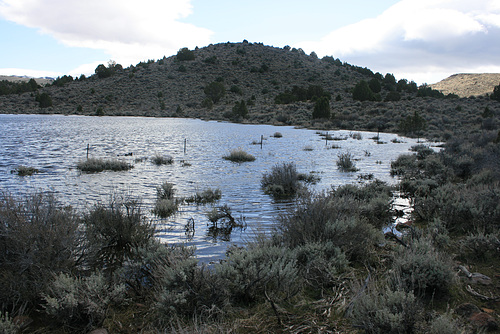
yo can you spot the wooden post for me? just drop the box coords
[86,144,90,159]
[260,135,263,149]
[184,138,187,154]
[325,132,328,146]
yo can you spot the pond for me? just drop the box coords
[0,114,432,262]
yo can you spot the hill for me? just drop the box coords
[430,73,500,98]
[0,41,498,142]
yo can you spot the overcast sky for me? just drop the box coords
[0,0,499,84]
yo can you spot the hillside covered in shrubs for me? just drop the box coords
[1,41,500,333]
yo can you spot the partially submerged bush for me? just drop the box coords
[151,154,173,165]
[14,165,39,176]
[261,162,301,198]
[337,152,358,172]
[77,157,133,173]
[223,149,255,162]
[185,188,222,204]
[153,181,179,218]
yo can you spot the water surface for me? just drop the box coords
[0,114,430,261]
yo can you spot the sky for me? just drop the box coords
[0,0,499,84]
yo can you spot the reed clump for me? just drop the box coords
[15,165,39,176]
[77,158,133,173]
[223,149,255,162]
[151,154,174,165]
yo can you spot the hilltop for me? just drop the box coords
[430,73,500,98]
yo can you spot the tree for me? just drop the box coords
[204,82,226,103]
[352,80,376,102]
[491,83,500,102]
[399,111,427,139]
[312,96,331,119]
[176,47,195,61]
[369,78,381,93]
[232,100,248,118]
[95,64,112,79]
[36,92,52,108]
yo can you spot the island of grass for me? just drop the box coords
[223,149,255,162]
[77,158,133,173]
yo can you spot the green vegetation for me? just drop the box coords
[176,47,195,61]
[223,149,255,162]
[312,96,331,119]
[151,154,174,165]
[275,84,330,104]
[1,41,500,333]
[0,78,39,96]
[352,80,379,101]
[35,92,52,108]
[14,165,39,176]
[185,188,222,204]
[76,157,133,173]
[261,162,301,198]
[153,181,179,218]
[204,81,226,103]
[336,151,358,172]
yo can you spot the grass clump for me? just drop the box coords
[153,181,179,218]
[336,151,358,172]
[14,165,39,176]
[185,188,222,204]
[223,149,255,162]
[261,162,301,199]
[151,154,174,165]
[77,157,133,173]
[272,132,283,138]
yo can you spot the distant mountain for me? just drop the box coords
[0,75,54,85]
[430,73,500,98]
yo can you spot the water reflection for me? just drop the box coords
[0,114,434,262]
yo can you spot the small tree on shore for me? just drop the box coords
[312,96,331,119]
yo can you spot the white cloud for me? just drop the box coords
[0,0,213,73]
[298,0,500,84]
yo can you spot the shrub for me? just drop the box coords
[337,152,358,172]
[278,191,384,262]
[352,287,420,334]
[153,198,178,218]
[83,197,154,274]
[0,313,18,334]
[15,165,39,176]
[390,238,453,296]
[0,193,80,313]
[428,313,461,334]
[232,100,248,118]
[185,188,222,204]
[272,131,283,138]
[151,154,173,165]
[352,80,377,102]
[460,231,500,260]
[223,149,255,162]
[77,158,133,173]
[153,182,179,218]
[261,162,300,198]
[43,272,126,330]
[216,240,301,304]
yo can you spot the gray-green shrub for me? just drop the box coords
[223,149,255,162]
[83,197,154,275]
[0,313,18,334]
[43,272,126,330]
[151,154,174,165]
[337,152,358,172]
[261,162,300,198]
[0,193,80,313]
[185,188,222,204]
[352,288,420,334]
[77,158,133,173]
[390,238,453,296]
